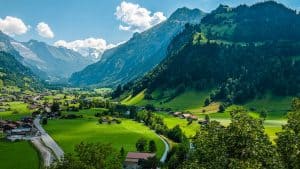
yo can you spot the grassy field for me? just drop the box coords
[122,89,212,112]
[244,93,293,119]
[0,140,40,169]
[44,109,165,158]
[0,101,31,120]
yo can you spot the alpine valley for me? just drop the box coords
[0,1,300,169]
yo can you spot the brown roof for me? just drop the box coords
[126,152,155,160]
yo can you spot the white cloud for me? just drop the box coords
[0,16,28,36]
[54,38,121,60]
[36,22,54,39]
[115,1,167,32]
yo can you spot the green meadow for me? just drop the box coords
[44,109,165,158]
[0,140,40,169]
[0,101,31,120]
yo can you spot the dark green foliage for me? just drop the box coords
[204,98,210,106]
[51,102,60,112]
[182,111,283,169]
[148,140,157,153]
[201,1,300,42]
[259,109,268,120]
[276,98,300,169]
[218,104,225,113]
[49,142,122,169]
[42,118,48,125]
[136,138,148,152]
[168,125,184,143]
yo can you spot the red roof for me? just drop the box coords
[126,152,155,160]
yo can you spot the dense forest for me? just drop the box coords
[119,1,300,104]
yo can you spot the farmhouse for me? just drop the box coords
[124,152,155,169]
[173,112,182,117]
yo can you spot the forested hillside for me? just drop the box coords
[120,1,300,104]
[0,52,42,89]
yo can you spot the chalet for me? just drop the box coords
[13,121,24,127]
[3,123,17,131]
[124,152,155,169]
[189,115,198,121]
[173,112,182,117]
[0,120,8,127]
[182,113,191,119]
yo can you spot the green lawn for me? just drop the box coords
[244,93,293,119]
[44,109,165,158]
[0,101,31,120]
[0,140,40,169]
[122,89,212,112]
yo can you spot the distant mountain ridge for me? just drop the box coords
[69,7,206,87]
[0,31,95,82]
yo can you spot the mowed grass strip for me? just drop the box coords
[0,141,40,169]
[44,116,165,158]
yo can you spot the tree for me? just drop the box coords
[168,125,184,142]
[136,138,148,152]
[49,142,122,169]
[51,101,60,112]
[275,98,300,169]
[259,109,268,120]
[218,104,225,112]
[42,117,48,125]
[182,111,283,169]
[120,147,125,158]
[204,98,210,106]
[148,140,157,153]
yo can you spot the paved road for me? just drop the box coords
[33,117,64,160]
[157,134,170,163]
[31,137,53,167]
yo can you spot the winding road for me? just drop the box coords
[157,134,170,163]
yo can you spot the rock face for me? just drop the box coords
[0,31,94,82]
[69,7,206,87]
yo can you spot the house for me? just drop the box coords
[189,115,198,121]
[124,152,155,169]
[3,123,17,131]
[173,112,182,117]
[0,120,8,127]
[182,114,191,119]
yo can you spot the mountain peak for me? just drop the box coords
[169,7,205,23]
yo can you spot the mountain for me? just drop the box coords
[0,51,42,89]
[0,31,95,82]
[69,7,206,86]
[121,1,300,104]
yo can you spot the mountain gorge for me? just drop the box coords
[121,1,300,104]
[69,7,206,86]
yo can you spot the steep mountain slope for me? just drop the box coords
[0,52,42,89]
[0,31,94,82]
[70,7,206,86]
[123,1,300,105]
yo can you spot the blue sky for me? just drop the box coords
[0,0,299,47]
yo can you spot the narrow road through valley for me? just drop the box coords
[31,137,53,167]
[33,117,64,160]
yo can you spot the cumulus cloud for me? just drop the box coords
[115,1,166,32]
[36,22,54,38]
[0,16,28,36]
[54,38,121,60]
